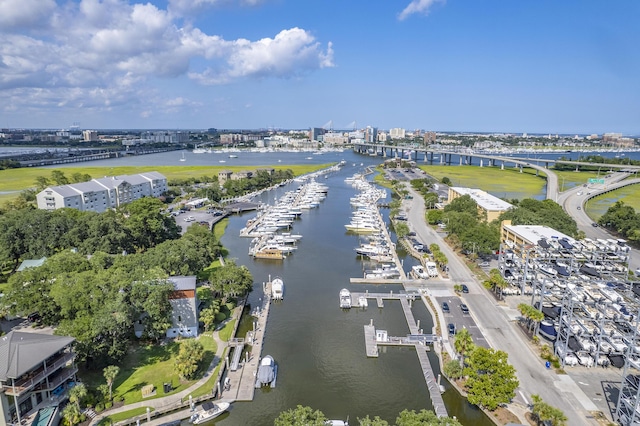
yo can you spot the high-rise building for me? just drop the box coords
[389,128,406,139]
[82,130,98,142]
[365,126,378,143]
[423,131,437,145]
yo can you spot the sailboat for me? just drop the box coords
[180,152,186,162]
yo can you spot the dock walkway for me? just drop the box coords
[221,280,272,401]
[356,292,448,418]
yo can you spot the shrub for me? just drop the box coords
[95,403,104,413]
[105,401,113,409]
[215,312,227,322]
[443,360,463,379]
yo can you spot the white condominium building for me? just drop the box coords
[36,172,167,212]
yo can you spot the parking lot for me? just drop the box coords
[172,208,226,233]
[436,295,489,348]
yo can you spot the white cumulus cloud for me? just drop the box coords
[189,29,334,85]
[398,0,445,21]
[0,0,57,30]
[0,0,333,117]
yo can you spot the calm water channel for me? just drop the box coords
[31,147,634,425]
[210,154,492,426]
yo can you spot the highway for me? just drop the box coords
[404,184,600,426]
[555,171,640,271]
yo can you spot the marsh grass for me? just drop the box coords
[0,164,332,192]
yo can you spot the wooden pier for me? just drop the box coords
[220,280,273,402]
[357,292,448,418]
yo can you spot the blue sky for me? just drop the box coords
[1,0,639,134]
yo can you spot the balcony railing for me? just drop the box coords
[2,352,75,396]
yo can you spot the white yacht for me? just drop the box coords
[189,402,230,424]
[339,288,352,309]
[271,277,284,300]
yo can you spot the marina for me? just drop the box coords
[355,289,447,418]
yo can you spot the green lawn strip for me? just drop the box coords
[81,336,217,405]
[97,407,153,425]
[416,165,546,199]
[372,168,394,189]
[218,319,236,342]
[213,218,229,241]
[188,346,228,399]
[585,185,640,221]
[0,164,333,192]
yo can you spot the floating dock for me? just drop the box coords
[357,292,448,418]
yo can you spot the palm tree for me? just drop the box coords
[62,403,81,426]
[68,383,87,411]
[454,328,475,367]
[103,365,120,402]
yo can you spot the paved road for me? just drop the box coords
[556,171,640,271]
[404,184,599,426]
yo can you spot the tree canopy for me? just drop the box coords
[463,347,519,411]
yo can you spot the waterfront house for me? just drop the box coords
[217,170,233,184]
[166,276,198,338]
[0,331,76,426]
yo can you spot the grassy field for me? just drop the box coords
[0,163,333,193]
[81,335,217,405]
[188,347,227,399]
[417,165,547,200]
[585,185,640,220]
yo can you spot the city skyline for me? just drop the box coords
[1,0,639,134]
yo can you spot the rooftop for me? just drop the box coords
[450,187,513,211]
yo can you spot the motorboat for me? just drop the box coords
[326,419,349,426]
[229,154,238,158]
[412,265,429,279]
[358,296,368,308]
[255,355,277,388]
[271,277,284,300]
[189,401,230,424]
[339,288,352,309]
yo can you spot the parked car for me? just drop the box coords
[448,323,456,335]
[460,304,470,314]
[479,261,490,268]
[592,222,599,227]
[442,302,450,313]
[461,284,469,293]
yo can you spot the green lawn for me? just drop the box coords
[218,319,236,342]
[213,218,229,242]
[97,407,154,425]
[417,165,547,200]
[81,336,218,405]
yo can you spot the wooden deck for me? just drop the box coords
[357,293,448,418]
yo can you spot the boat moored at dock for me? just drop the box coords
[255,355,278,388]
[339,288,352,309]
[189,401,230,424]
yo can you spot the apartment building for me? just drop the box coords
[447,187,513,222]
[36,172,167,212]
[0,332,76,426]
